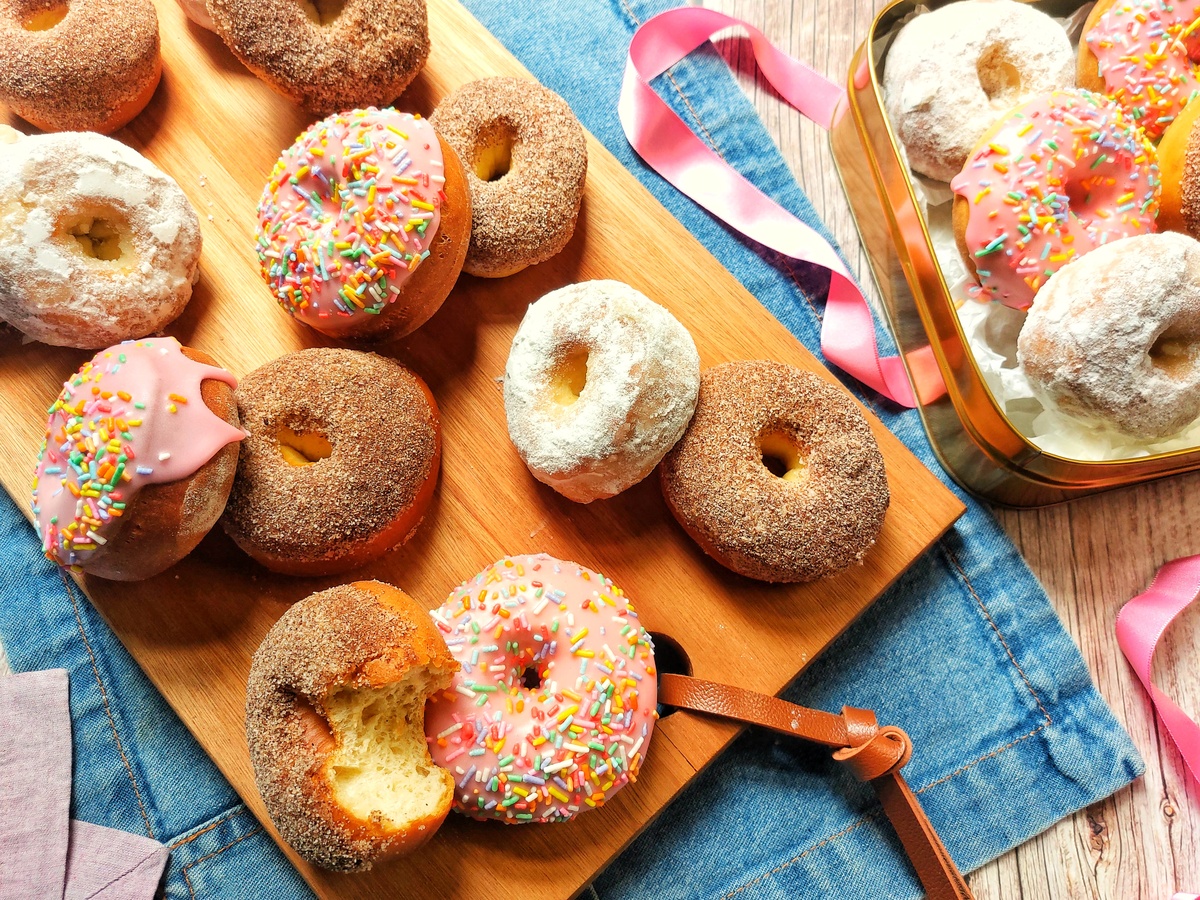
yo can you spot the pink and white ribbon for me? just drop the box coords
[1116,557,1200,788]
[618,6,945,407]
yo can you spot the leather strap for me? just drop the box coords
[658,674,974,900]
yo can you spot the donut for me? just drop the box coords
[950,89,1160,310]
[882,0,1074,183]
[425,553,657,823]
[256,108,471,341]
[1018,232,1200,438]
[207,0,428,111]
[1157,98,1200,237]
[0,0,160,133]
[0,130,203,349]
[661,361,889,583]
[430,77,588,277]
[1079,0,1200,143]
[221,348,440,576]
[175,0,215,31]
[31,337,244,581]
[504,281,700,503]
[246,580,459,872]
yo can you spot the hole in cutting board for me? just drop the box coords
[649,632,692,720]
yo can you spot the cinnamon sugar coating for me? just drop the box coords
[0,0,161,133]
[431,76,587,277]
[661,361,889,583]
[222,348,440,575]
[207,0,428,111]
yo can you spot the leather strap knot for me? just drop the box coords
[832,725,913,781]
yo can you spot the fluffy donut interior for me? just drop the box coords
[322,671,452,829]
[759,431,808,483]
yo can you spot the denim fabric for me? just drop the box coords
[0,0,1143,897]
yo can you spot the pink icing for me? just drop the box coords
[1086,0,1200,142]
[424,553,658,823]
[949,89,1160,310]
[256,108,446,335]
[31,337,245,569]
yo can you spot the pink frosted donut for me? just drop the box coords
[424,553,657,823]
[1081,0,1200,142]
[950,89,1161,309]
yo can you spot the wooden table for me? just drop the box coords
[691,1,1200,897]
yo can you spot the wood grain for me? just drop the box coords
[0,1,964,898]
[693,0,1200,897]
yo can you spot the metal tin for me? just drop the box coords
[828,0,1200,506]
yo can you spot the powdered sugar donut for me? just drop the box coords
[1018,232,1200,438]
[425,553,657,823]
[503,281,700,503]
[0,131,202,349]
[883,0,1075,183]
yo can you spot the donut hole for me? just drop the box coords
[520,664,544,690]
[758,431,807,483]
[474,122,516,182]
[299,0,346,25]
[977,45,1023,107]
[550,347,589,406]
[1149,328,1198,378]
[323,674,452,828]
[21,4,68,30]
[61,215,131,263]
[277,426,332,466]
[648,632,692,720]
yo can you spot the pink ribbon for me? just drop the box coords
[618,6,946,407]
[1116,557,1200,788]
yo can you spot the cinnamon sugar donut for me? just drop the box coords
[0,131,203,349]
[1018,233,1200,439]
[1158,99,1200,238]
[0,0,161,133]
[222,348,440,576]
[431,77,587,277]
[883,0,1074,183]
[207,0,428,111]
[504,281,699,503]
[661,361,889,583]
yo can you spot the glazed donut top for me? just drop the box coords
[1085,0,1200,142]
[883,0,1075,183]
[31,337,245,570]
[0,0,159,132]
[1018,232,1200,438]
[0,131,203,348]
[425,554,657,823]
[950,89,1160,309]
[256,108,446,335]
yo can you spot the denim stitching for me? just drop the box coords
[61,571,157,839]
[180,826,264,900]
[914,724,1046,794]
[167,807,249,851]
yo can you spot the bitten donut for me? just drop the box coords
[504,281,700,503]
[0,0,160,133]
[661,361,889,583]
[207,0,428,111]
[883,0,1074,183]
[430,77,588,277]
[257,108,471,341]
[221,348,440,576]
[247,580,459,872]
[951,89,1160,310]
[425,554,657,823]
[0,131,203,349]
[31,337,244,581]
[1079,0,1200,142]
[1018,232,1200,438]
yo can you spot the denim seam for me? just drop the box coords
[913,723,1046,794]
[61,570,157,840]
[718,813,879,899]
[940,544,1053,725]
[167,807,249,851]
[180,826,264,900]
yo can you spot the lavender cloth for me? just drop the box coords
[0,670,169,900]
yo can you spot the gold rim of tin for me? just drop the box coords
[844,0,1200,493]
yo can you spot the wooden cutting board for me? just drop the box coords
[0,1,965,896]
